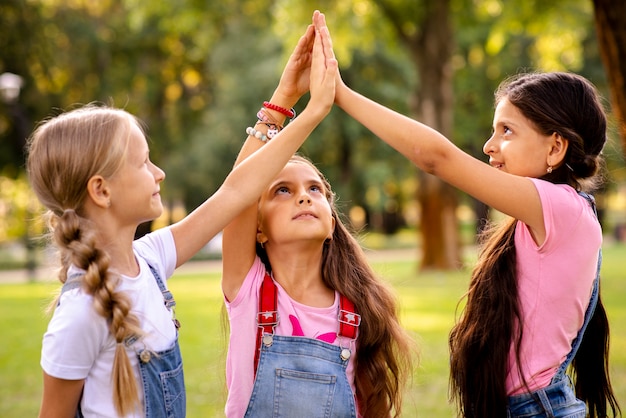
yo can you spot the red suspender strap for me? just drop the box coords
[253,273,360,377]
[254,272,278,377]
[338,295,361,339]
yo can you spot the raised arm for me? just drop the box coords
[221,22,318,300]
[316,11,544,238]
[170,18,337,278]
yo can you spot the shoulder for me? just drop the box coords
[133,227,176,280]
[529,179,594,218]
[226,256,266,308]
[42,288,111,378]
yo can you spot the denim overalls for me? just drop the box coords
[243,273,359,418]
[507,193,600,418]
[62,264,185,418]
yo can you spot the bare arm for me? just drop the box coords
[170,20,337,272]
[38,373,84,418]
[334,82,543,235]
[326,31,543,239]
[221,24,317,300]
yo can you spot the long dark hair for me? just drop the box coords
[257,155,416,417]
[449,72,621,417]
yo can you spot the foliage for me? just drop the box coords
[0,175,44,242]
[0,0,622,245]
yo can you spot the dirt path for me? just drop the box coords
[0,247,420,285]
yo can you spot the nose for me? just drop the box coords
[152,162,166,182]
[483,134,496,155]
[297,190,312,205]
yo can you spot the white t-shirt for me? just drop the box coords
[40,227,177,417]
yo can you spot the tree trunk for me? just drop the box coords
[592,0,626,158]
[411,0,462,270]
[375,0,461,269]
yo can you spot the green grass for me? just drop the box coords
[1,243,625,417]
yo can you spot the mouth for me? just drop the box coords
[293,211,317,220]
[490,161,504,170]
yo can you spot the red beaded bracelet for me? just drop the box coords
[263,101,296,119]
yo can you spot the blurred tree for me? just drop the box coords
[592,0,626,159]
[0,0,614,268]
[275,0,604,270]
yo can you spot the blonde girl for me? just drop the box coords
[28,19,336,418]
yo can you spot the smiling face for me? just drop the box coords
[483,98,556,178]
[257,160,335,247]
[106,121,166,227]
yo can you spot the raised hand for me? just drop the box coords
[307,11,337,119]
[272,24,316,108]
[312,10,345,99]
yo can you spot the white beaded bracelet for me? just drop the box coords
[246,126,268,143]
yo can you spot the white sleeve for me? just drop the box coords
[40,290,111,379]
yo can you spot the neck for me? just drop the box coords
[266,245,333,307]
[96,224,140,277]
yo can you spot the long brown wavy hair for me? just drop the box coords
[257,155,416,417]
[27,105,145,415]
[449,72,621,417]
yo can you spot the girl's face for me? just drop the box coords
[483,98,555,178]
[257,161,335,247]
[107,122,166,226]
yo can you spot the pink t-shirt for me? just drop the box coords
[506,179,601,394]
[223,257,357,418]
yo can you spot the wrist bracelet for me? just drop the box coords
[257,108,283,127]
[263,101,296,119]
[255,121,280,139]
[246,126,268,143]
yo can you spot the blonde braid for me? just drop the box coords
[27,105,147,415]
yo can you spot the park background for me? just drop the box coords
[1,0,625,416]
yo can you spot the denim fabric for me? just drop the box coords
[507,379,586,418]
[244,335,357,418]
[138,341,186,418]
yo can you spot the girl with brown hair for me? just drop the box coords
[321,11,621,417]
[220,12,415,418]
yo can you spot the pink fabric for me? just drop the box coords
[506,179,601,394]
[223,257,357,418]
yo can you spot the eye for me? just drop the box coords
[310,184,322,193]
[503,126,512,135]
[275,186,290,195]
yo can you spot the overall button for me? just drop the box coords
[140,350,152,363]
[262,334,274,347]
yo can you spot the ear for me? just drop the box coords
[548,133,569,167]
[256,227,268,246]
[327,216,336,240]
[86,175,111,209]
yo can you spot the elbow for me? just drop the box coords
[412,146,445,176]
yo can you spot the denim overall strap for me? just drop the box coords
[550,191,601,383]
[137,264,186,418]
[147,264,181,330]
